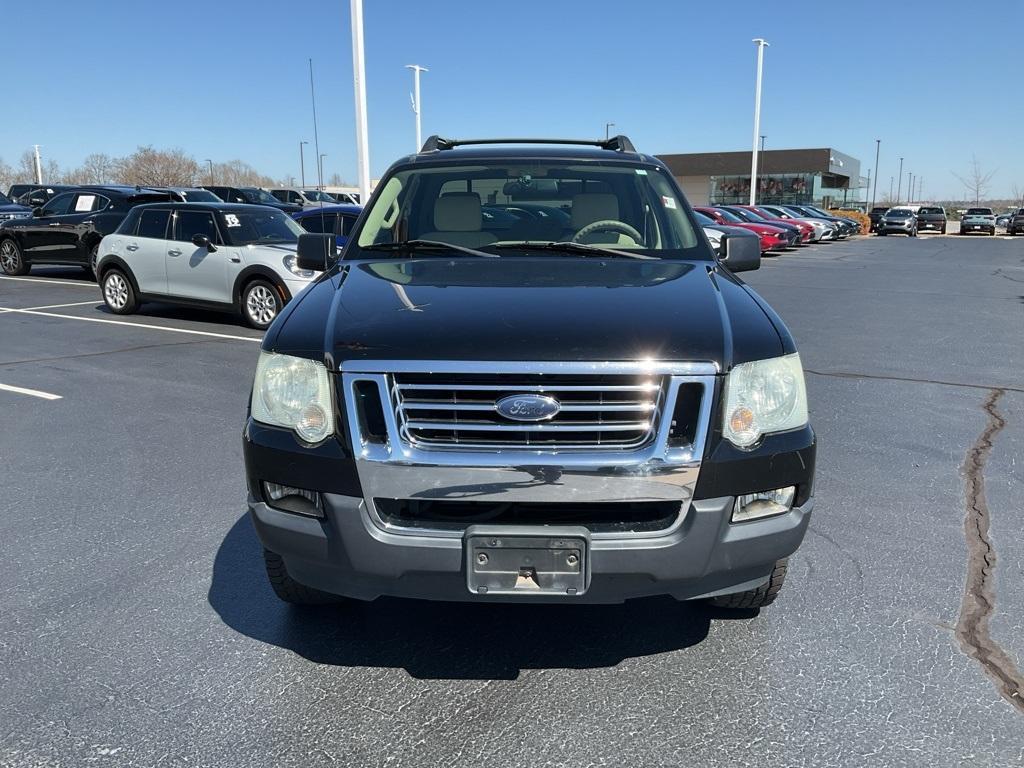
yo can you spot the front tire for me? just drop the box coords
[84,243,99,280]
[263,549,346,605]
[241,278,284,330]
[0,238,29,276]
[710,558,788,610]
[102,268,139,315]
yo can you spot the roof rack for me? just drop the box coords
[419,135,637,154]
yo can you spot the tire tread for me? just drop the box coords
[710,558,788,610]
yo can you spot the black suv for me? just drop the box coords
[202,186,302,215]
[1006,208,1024,236]
[868,206,889,232]
[243,136,815,610]
[0,185,172,278]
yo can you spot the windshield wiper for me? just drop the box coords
[361,239,498,258]
[492,241,655,260]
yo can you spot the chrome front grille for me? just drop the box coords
[391,372,664,450]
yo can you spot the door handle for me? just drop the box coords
[126,244,139,251]
[49,222,62,226]
[167,249,182,257]
[230,256,241,263]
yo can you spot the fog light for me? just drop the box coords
[732,486,796,523]
[263,482,323,518]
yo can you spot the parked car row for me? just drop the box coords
[870,205,1017,237]
[691,203,859,256]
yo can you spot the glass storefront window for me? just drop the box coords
[710,173,817,205]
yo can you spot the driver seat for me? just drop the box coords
[564,193,638,245]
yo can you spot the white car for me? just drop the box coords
[270,187,339,209]
[95,203,320,329]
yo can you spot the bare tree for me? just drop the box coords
[119,146,198,186]
[1012,184,1024,208]
[65,153,121,185]
[327,172,348,187]
[212,159,276,187]
[952,156,997,205]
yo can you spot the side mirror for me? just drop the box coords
[297,232,338,271]
[719,234,761,273]
[192,233,217,252]
[29,196,46,207]
[33,207,46,217]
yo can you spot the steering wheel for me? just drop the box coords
[571,219,644,246]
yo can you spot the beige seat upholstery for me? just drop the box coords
[566,193,637,245]
[420,193,497,248]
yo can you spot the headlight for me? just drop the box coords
[283,254,316,278]
[722,353,808,448]
[251,351,334,443]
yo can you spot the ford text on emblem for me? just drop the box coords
[495,394,561,422]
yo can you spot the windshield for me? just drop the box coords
[887,208,913,217]
[693,211,715,226]
[243,188,281,205]
[735,208,769,222]
[179,189,220,202]
[712,208,746,223]
[222,209,304,246]
[351,159,703,259]
[0,192,11,204]
[302,190,335,202]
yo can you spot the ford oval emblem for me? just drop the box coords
[495,394,561,422]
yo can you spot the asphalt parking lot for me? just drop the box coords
[2,231,1023,767]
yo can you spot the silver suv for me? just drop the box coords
[270,187,339,209]
[95,203,320,329]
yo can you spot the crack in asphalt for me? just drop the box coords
[956,389,1023,714]
[0,338,234,368]
[805,368,1024,395]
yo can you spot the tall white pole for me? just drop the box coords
[32,145,43,184]
[749,39,769,206]
[406,64,428,152]
[350,0,371,201]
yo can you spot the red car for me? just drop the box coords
[733,205,815,243]
[695,206,789,253]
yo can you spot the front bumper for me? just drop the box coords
[249,493,813,604]
[878,221,914,233]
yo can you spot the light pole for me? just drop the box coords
[907,172,913,204]
[204,159,214,184]
[299,141,308,187]
[889,176,894,202]
[865,167,871,210]
[350,0,371,202]
[32,145,43,183]
[319,153,327,189]
[896,157,904,202]
[605,122,615,140]
[870,139,881,212]
[749,38,769,206]
[405,64,428,151]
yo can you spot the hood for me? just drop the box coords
[268,257,786,370]
[0,203,30,213]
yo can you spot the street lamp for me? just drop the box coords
[908,172,914,204]
[896,157,904,202]
[749,38,769,205]
[319,153,327,189]
[870,139,881,212]
[350,0,371,202]
[405,64,428,151]
[204,159,214,184]
[605,122,615,140]
[299,141,308,187]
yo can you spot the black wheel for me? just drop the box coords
[263,549,346,605]
[85,242,99,280]
[878,231,887,236]
[101,268,139,315]
[710,559,788,610]
[941,227,946,234]
[241,278,284,330]
[0,238,29,276]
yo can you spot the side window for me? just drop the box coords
[229,189,248,204]
[270,190,287,203]
[340,215,357,235]
[174,211,220,243]
[137,209,171,239]
[289,192,304,204]
[41,192,75,216]
[297,214,336,234]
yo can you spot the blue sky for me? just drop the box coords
[2,0,1020,199]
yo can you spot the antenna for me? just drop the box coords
[309,58,329,264]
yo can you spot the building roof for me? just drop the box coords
[657,148,860,183]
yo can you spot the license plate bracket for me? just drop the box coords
[465,525,590,597]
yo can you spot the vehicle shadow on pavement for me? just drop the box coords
[209,514,731,680]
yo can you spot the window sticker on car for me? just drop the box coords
[662,196,677,210]
[75,195,95,212]
[635,169,648,175]
[224,214,241,227]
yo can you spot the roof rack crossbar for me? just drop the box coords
[420,135,637,154]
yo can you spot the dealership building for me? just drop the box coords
[657,148,867,209]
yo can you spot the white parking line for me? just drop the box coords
[0,306,261,342]
[0,275,99,288]
[0,382,62,401]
